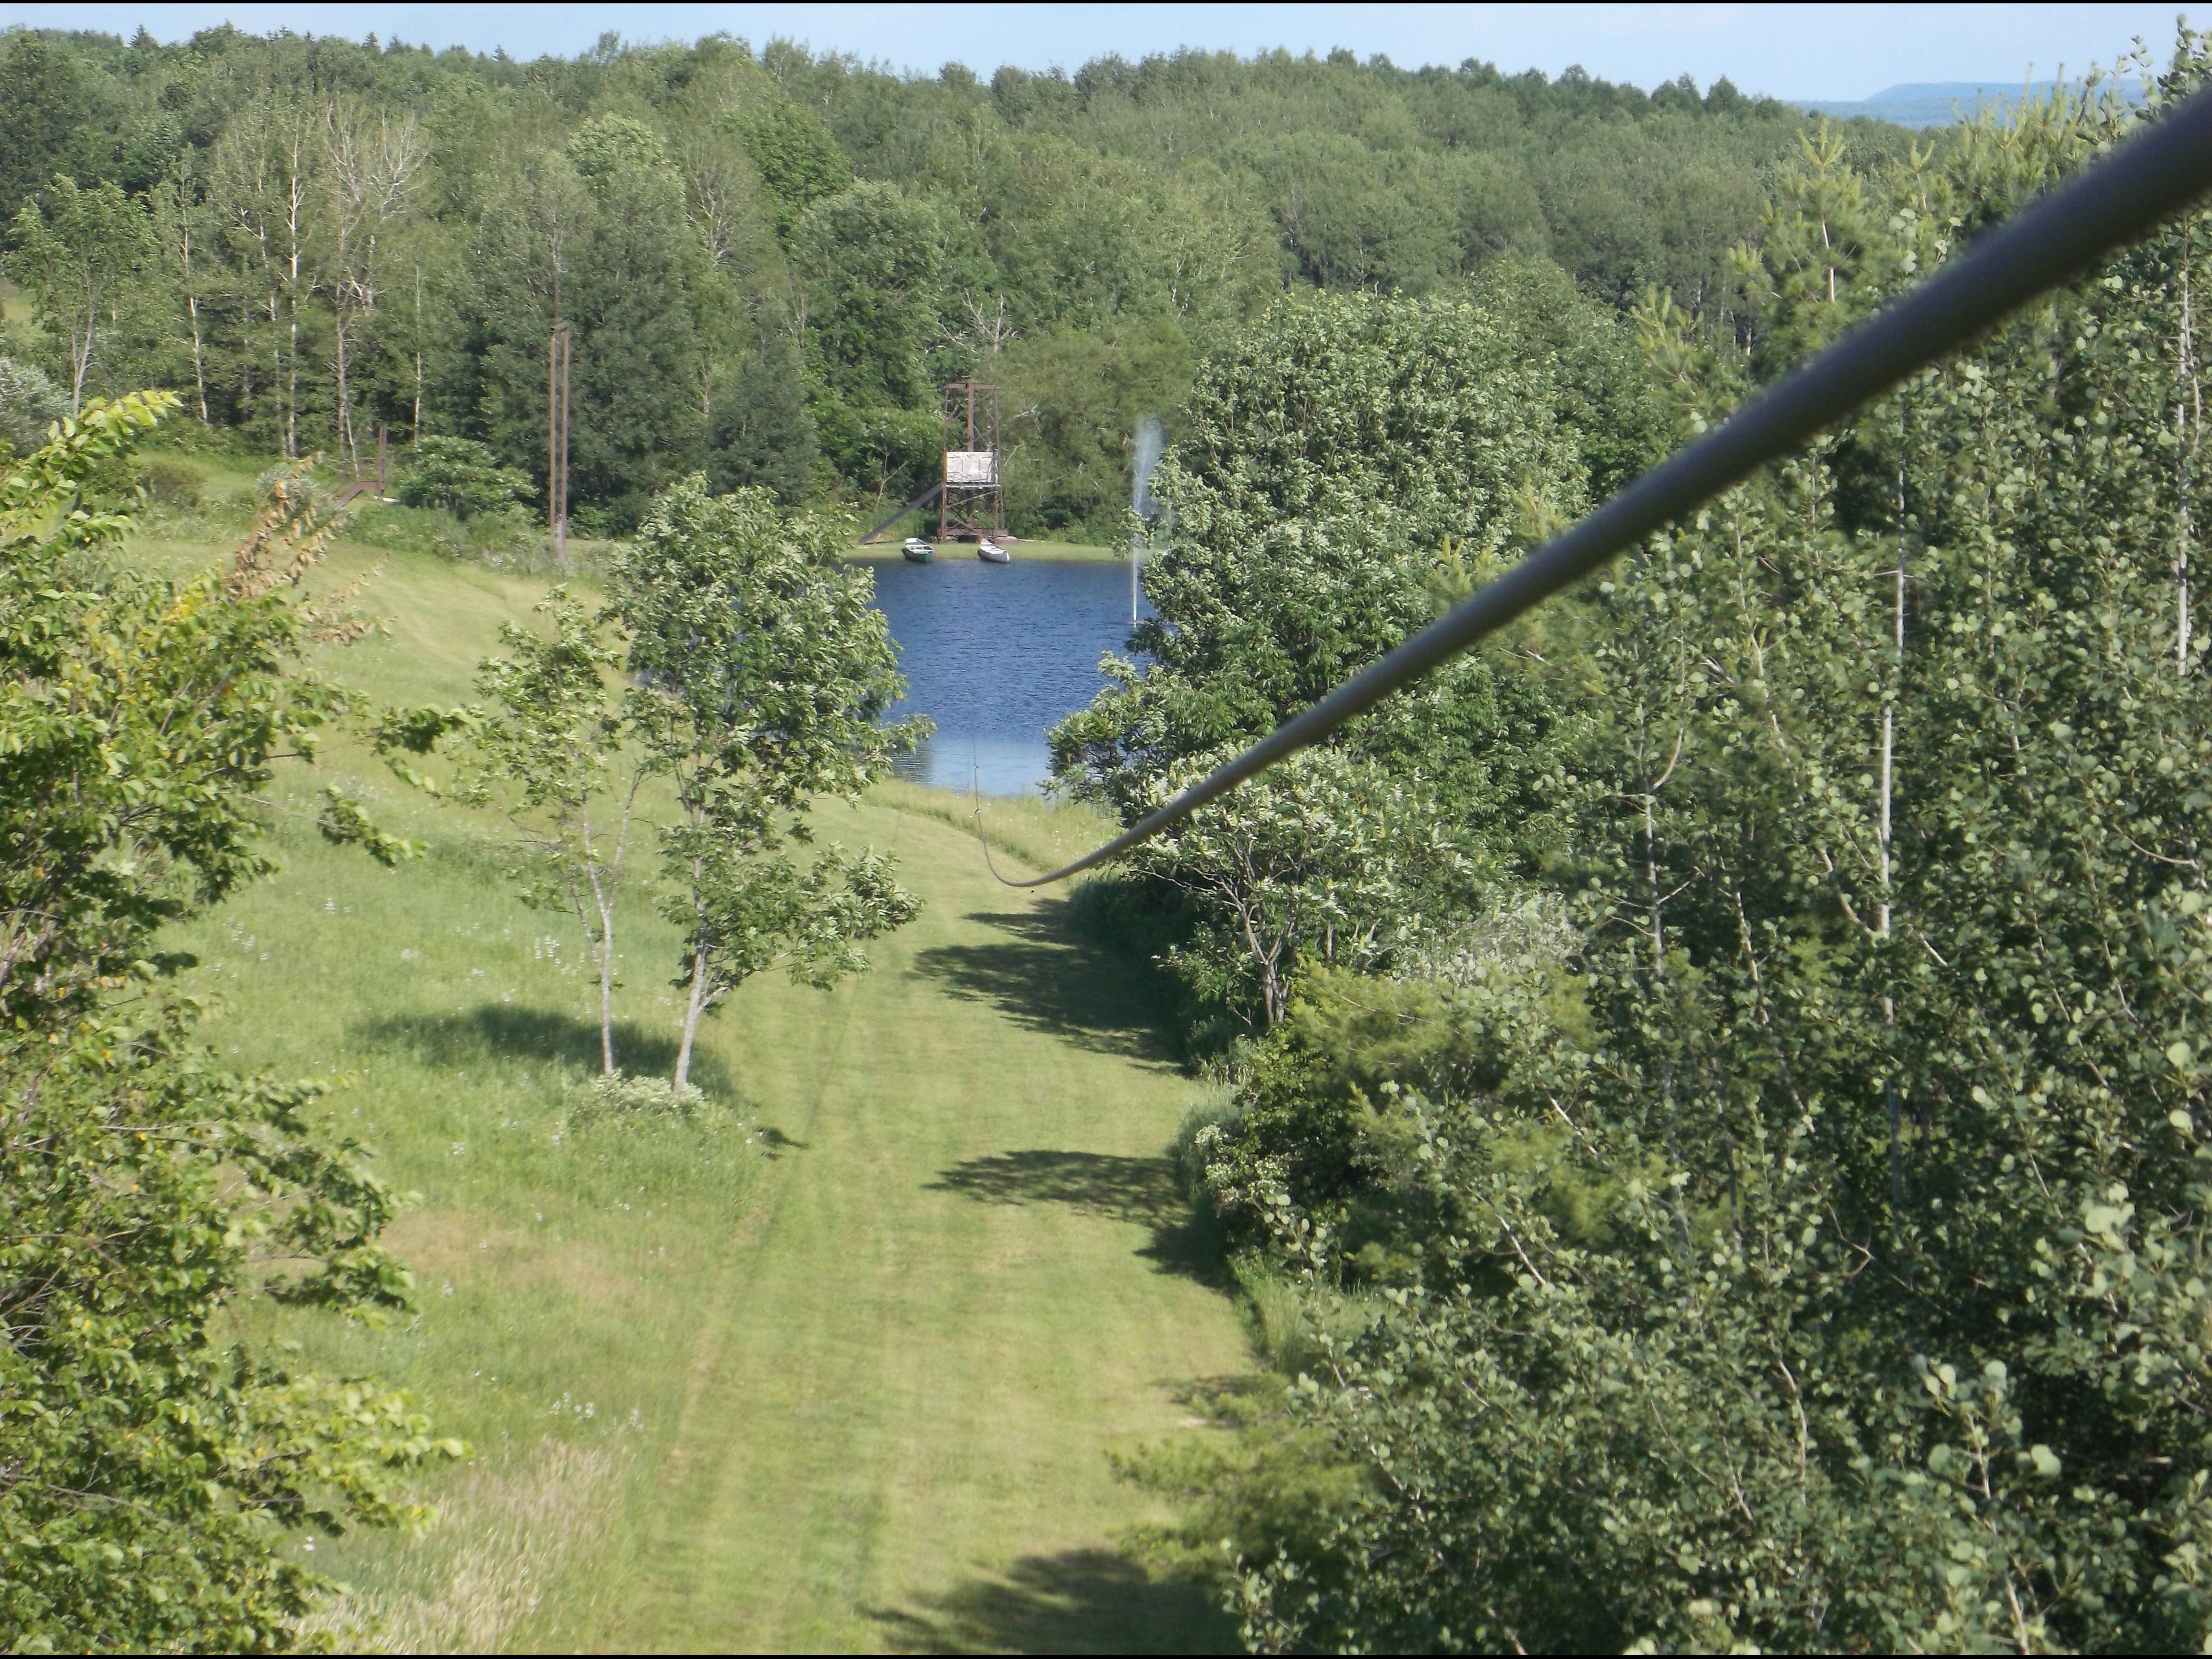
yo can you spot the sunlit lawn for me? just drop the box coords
[137,511,1248,1653]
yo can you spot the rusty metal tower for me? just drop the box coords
[938,379,1003,542]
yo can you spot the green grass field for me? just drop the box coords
[137,510,1249,1653]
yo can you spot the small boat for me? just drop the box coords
[977,538,1010,564]
[902,537,934,564]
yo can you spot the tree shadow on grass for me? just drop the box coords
[910,904,1174,1066]
[351,1002,798,1140]
[357,1001,703,1085]
[926,1150,1229,1287]
[871,1548,1237,1655]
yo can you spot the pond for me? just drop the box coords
[866,553,1150,797]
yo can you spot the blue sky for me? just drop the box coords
[0,3,2192,100]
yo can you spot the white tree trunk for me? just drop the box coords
[673,837,711,1093]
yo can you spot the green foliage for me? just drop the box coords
[568,1070,714,1124]
[1151,41,2212,1654]
[140,453,204,505]
[0,387,170,556]
[395,434,533,519]
[445,136,701,532]
[0,354,68,453]
[0,32,97,223]
[733,99,853,236]
[793,181,942,504]
[1191,967,1511,1241]
[0,397,325,1028]
[676,837,923,992]
[0,396,457,1647]
[1052,290,1588,863]
[565,112,672,185]
[1153,289,1587,551]
[0,1019,458,1650]
[466,588,641,1075]
[705,322,818,504]
[5,172,156,412]
[1132,744,1467,1029]
[557,132,703,521]
[998,314,1196,539]
[613,477,925,1090]
[0,24,1873,524]
[314,782,423,869]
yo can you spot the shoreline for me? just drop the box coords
[844,539,1126,564]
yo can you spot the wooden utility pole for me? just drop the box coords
[548,322,572,558]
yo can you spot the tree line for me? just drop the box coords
[0,22,1894,538]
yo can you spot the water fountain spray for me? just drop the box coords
[1131,415,1165,625]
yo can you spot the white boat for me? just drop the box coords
[901,537,934,563]
[977,538,1010,564]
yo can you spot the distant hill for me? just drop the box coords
[1794,78,2148,128]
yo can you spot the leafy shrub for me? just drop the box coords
[139,454,203,506]
[1130,742,1471,1029]
[570,1071,715,1124]
[568,495,646,538]
[0,354,66,451]
[397,436,535,519]
[0,395,458,1648]
[349,499,563,572]
[1168,1095,1239,1207]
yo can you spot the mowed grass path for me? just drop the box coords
[144,532,1250,1653]
[602,808,1249,1654]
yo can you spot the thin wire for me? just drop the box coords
[985,83,2212,890]
[967,749,1033,888]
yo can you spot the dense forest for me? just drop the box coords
[1053,28,2212,1653]
[0,22,1907,536]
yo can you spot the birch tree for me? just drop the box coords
[5,176,155,412]
[150,163,213,424]
[323,100,425,472]
[209,101,324,456]
[468,590,646,1076]
[1133,743,1463,1029]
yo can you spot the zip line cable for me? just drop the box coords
[979,84,2212,890]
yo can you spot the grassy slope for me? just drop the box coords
[138,518,1246,1653]
[606,802,1244,1654]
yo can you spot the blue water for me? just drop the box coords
[867,554,1148,796]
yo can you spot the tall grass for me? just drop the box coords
[303,1437,627,1653]
[868,775,1120,877]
